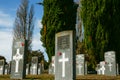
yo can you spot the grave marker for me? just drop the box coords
[26,63,30,75]
[30,56,38,75]
[76,54,85,75]
[55,30,76,80]
[4,64,9,75]
[52,56,55,74]
[11,39,26,79]
[104,51,117,76]
[0,59,5,75]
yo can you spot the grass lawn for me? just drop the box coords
[0,74,120,80]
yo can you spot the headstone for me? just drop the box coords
[55,30,76,80]
[38,63,42,74]
[11,39,26,79]
[96,61,106,75]
[104,51,117,76]
[26,63,30,75]
[117,63,119,75]
[0,59,5,75]
[30,56,38,75]
[52,56,55,74]
[76,54,85,75]
[49,63,53,74]
[4,64,9,75]
[41,60,44,72]
[8,61,11,74]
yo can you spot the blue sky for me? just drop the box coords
[0,0,48,62]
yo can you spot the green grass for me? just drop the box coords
[0,74,120,80]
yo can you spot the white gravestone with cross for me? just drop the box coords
[55,30,76,80]
[104,51,117,76]
[76,54,85,75]
[11,39,26,79]
[13,48,23,73]
[59,53,69,77]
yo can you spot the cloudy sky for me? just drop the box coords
[0,0,48,62]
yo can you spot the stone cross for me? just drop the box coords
[13,48,23,73]
[108,63,112,72]
[59,53,69,77]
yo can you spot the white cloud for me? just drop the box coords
[0,31,13,62]
[37,19,42,29]
[0,11,14,28]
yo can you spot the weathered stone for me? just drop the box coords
[55,30,76,80]
[10,39,26,79]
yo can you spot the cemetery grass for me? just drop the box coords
[1,74,120,80]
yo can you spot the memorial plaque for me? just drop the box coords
[104,51,117,76]
[11,39,26,79]
[0,59,5,75]
[76,54,85,75]
[31,57,38,75]
[55,30,76,80]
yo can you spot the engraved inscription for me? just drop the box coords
[57,35,70,50]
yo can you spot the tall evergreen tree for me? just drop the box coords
[41,0,77,61]
[13,0,34,63]
[80,0,120,68]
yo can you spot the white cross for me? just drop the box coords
[77,64,82,75]
[13,48,23,73]
[100,65,105,75]
[59,53,69,77]
[32,64,37,74]
[108,63,112,72]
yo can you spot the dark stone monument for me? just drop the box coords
[10,39,26,79]
[30,56,38,75]
[0,59,5,75]
[104,51,117,76]
[76,54,85,75]
[55,30,76,80]
[4,64,9,75]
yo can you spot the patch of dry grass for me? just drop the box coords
[0,74,120,80]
